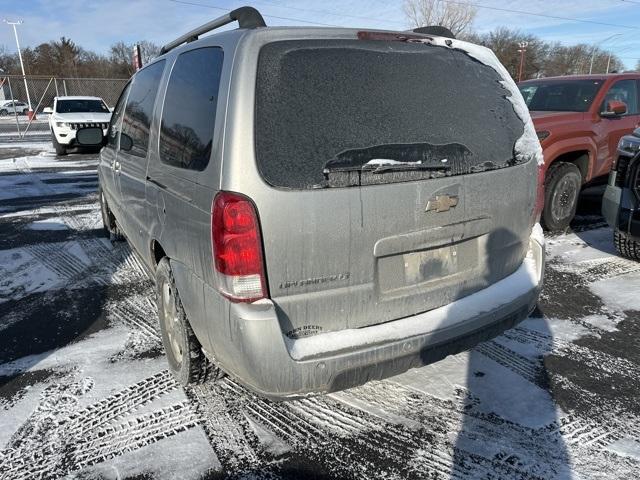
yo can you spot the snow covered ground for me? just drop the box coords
[0,145,639,480]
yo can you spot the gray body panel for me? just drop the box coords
[98,26,545,398]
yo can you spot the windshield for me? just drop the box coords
[56,99,109,114]
[519,80,603,112]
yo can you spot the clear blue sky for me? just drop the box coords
[1,0,639,71]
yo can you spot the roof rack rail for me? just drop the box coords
[410,26,455,39]
[159,6,266,55]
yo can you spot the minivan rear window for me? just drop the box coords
[255,40,525,189]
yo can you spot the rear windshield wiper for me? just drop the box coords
[324,160,451,175]
[322,142,469,178]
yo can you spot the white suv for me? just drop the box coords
[0,100,29,116]
[45,96,111,155]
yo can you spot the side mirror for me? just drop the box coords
[43,107,53,114]
[602,100,627,117]
[119,133,133,151]
[76,127,106,146]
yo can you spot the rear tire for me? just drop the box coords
[0,109,7,117]
[614,229,640,261]
[156,258,222,386]
[99,187,124,241]
[51,130,67,156]
[542,162,582,232]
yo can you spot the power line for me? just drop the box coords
[168,0,340,27]
[441,0,640,30]
[250,0,406,27]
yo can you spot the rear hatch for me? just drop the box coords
[252,36,535,338]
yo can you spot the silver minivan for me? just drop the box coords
[94,7,545,399]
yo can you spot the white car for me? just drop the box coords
[0,100,29,116]
[44,96,111,156]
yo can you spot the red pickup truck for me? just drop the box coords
[519,74,640,230]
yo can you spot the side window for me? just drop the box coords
[107,83,131,148]
[602,80,638,115]
[159,47,224,171]
[121,60,165,158]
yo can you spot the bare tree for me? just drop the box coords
[138,40,160,65]
[403,0,477,36]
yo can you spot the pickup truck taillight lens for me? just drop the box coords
[211,192,267,303]
[533,163,545,223]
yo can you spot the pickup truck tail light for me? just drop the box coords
[211,192,268,303]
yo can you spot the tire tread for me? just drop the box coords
[156,258,223,385]
[614,229,640,261]
[542,161,582,232]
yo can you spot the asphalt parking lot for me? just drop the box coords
[0,143,639,480]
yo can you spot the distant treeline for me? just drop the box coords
[0,29,630,81]
[0,37,159,78]
[463,28,626,79]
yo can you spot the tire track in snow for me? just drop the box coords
[72,401,199,469]
[0,371,187,480]
[335,381,560,480]
[475,339,546,387]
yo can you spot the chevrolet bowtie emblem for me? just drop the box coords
[425,194,459,213]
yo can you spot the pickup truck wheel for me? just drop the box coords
[0,109,7,117]
[614,229,640,261]
[51,130,67,156]
[99,188,124,241]
[156,258,222,386]
[542,162,582,232]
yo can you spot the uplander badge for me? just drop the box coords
[426,194,459,213]
[280,273,350,289]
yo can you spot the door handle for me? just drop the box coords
[113,160,121,172]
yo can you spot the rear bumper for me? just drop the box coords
[220,226,545,400]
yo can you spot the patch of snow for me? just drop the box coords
[66,428,220,480]
[0,248,60,302]
[26,219,69,231]
[580,314,620,332]
[590,273,640,312]
[245,414,292,456]
[66,242,92,266]
[606,437,640,461]
[531,223,544,247]
[522,316,592,343]
[365,158,423,166]
[546,228,617,263]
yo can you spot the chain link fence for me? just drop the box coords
[0,75,128,141]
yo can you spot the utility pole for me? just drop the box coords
[589,33,622,74]
[517,42,528,82]
[3,19,34,119]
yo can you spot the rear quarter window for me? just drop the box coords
[121,60,165,158]
[159,47,224,171]
[255,40,525,190]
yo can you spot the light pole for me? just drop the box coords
[606,43,632,74]
[3,19,33,118]
[589,33,623,74]
[517,41,528,82]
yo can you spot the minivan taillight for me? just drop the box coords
[533,163,545,224]
[212,192,267,302]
